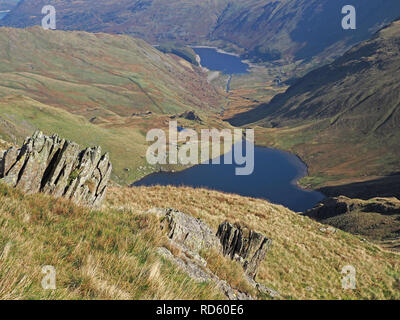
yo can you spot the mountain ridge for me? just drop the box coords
[2,0,400,69]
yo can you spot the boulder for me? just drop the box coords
[147,208,277,299]
[0,131,112,207]
[216,221,273,279]
[171,110,202,122]
[151,208,221,254]
[157,246,253,300]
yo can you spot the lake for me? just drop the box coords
[192,47,250,75]
[0,11,10,20]
[132,143,325,212]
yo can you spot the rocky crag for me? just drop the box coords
[147,208,278,300]
[217,221,273,279]
[305,196,400,246]
[0,131,112,207]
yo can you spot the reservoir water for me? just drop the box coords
[133,48,324,212]
[192,47,250,75]
[0,11,10,20]
[133,143,325,212]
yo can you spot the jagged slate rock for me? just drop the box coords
[42,140,81,198]
[216,221,272,279]
[150,208,275,299]
[16,132,59,194]
[96,153,112,194]
[0,130,112,207]
[157,247,211,283]
[0,145,29,187]
[160,208,221,254]
[0,146,19,178]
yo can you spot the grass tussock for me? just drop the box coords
[107,185,400,300]
[0,182,399,300]
[200,248,256,296]
[0,183,223,300]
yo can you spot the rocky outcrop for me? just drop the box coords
[304,196,400,244]
[305,196,400,220]
[0,131,112,207]
[171,111,202,122]
[147,208,277,299]
[216,222,273,279]
[158,208,221,254]
[157,246,253,300]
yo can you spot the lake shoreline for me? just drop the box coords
[132,142,325,212]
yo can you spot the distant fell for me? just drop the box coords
[2,0,400,68]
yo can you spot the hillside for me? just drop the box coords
[211,0,400,65]
[0,27,222,117]
[0,27,229,185]
[0,0,17,11]
[2,0,400,70]
[305,196,400,243]
[0,180,399,300]
[229,20,400,190]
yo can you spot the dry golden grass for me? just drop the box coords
[0,181,399,300]
[0,183,223,300]
[200,248,256,296]
[0,139,13,151]
[107,185,400,300]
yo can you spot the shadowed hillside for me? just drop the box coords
[229,20,400,189]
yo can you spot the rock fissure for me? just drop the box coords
[0,131,112,207]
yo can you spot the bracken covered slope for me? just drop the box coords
[0,27,222,118]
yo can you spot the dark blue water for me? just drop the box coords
[0,12,9,20]
[133,143,324,212]
[193,47,250,75]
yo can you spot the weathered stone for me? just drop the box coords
[179,110,202,122]
[148,208,277,299]
[216,221,273,279]
[245,275,280,298]
[0,147,19,180]
[159,208,221,254]
[0,131,112,207]
[157,246,253,300]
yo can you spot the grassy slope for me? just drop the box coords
[0,95,234,185]
[0,183,223,300]
[0,27,223,117]
[0,27,230,185]
[305,197,400,242]
[0,182,399,299]
[0,95,150,184]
